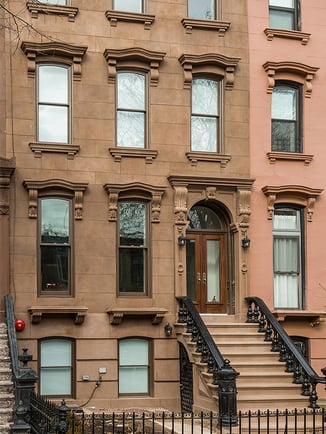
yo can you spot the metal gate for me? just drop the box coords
[179,343,193,412]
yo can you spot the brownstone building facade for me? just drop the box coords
[1,0,325,412]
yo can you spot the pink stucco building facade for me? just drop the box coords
[247,0,326,400]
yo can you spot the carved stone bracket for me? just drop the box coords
[106,307,167,325]
[103,47,166,87]
[263,61,319,98]
[172,185,189,227]
[237,188,251,236]
[23,179,88,219]
[103,182,165,223]
[0,158,15,215]
[28,307,88,324]
[178,53,240,89]
[262,185,323,222]
[21,41,87,81]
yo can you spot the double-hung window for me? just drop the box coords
[40,338,73,396]
[191,78,220,152]
[271,82,302,153]
[113,0,144,13]
[188,0,215,20]
[116,72,146,148]
[269,0,300,31]
[273,207,304,309]
[39,0,67,4]
[119,338,150,395]
[39,197,72,295]
[37,64,70,143]
[118,201,148,294]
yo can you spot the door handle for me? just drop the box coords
[197,273,201,283]
[202,272,207,284]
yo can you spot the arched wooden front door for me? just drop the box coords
[186,205,228,313]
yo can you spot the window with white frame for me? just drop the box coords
[39,197,72,295]
[113,0,144,13]
[40,338,73,396]
[269,0,300,31]
[273,207,304,309]
[191,78,220,152]
[39,0,67,4]
[271,82,302,153]
[116,72,146,148]
[119,338,150,394]
[37,64,70,143]
[188,0,216,20]
[118,201,148,294]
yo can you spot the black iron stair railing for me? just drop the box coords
[246,296,326,409]
[177,296,239,426]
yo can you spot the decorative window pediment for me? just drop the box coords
[26,1,79,22]
[103,182,165,223]
[103,47,166,87]
[178,53,240,89]
[262,185,323,222]
[181,18,230,35]
[105,10,155,29]
[23,179,88,219]
[21,41,88,81]
[263,61,319,98]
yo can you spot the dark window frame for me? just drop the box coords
[38,195,74,297]
[271,81,302,153]
[191,76,222,153]
[116,70,148,149]
[272,205,305,310]
[269,0,300,31]
[39,337,75,398]
[117,199,150,296]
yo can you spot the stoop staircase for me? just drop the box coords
[0,323,14,433]
[202,317,309,412]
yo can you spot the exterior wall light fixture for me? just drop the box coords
[178,235,186,247]
[164,323,173,337]
[241,236,250,249]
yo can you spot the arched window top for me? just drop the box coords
[188,205,222,230]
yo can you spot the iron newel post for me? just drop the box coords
[215,359,239,427]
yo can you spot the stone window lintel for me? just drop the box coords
[29,142,80,159]
[103,182,165,223]
[264,28,311,45]
[178,53,240,89]
[267,151,313,165]
[21,41,88,81]
[106,307,167,325]
[186,151,231,167]
[23,179,88,220]
[262,185,323,221]
[109,147,158,163]
[28,306,88,324]
[263,61,319,98]
[103,47,166,87]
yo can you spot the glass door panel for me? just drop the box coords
[207,239,220,302]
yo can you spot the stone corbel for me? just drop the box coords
[266,193,276,220]
[307,197,316,222]
[107,191,119,222]
[28,188,38,218]
[151,192,163,223]
[206,187,217,200]
[224,65,236,90]
[173,185,188,226]
[238,189,251,235]
[0,158,15,215]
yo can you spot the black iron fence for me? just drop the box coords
[33,406,326,434]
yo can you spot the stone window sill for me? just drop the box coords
[105,10,155,30]
[186,151,231,167]
[29,142,80,159]
[26,1,78,22]
[264,28,310,45]
[181,18,230,35]
[109,147,158,163]
[267,152,313,165]
[273,310,325,327]
[106,307,167,325]
[28,306,88,324]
